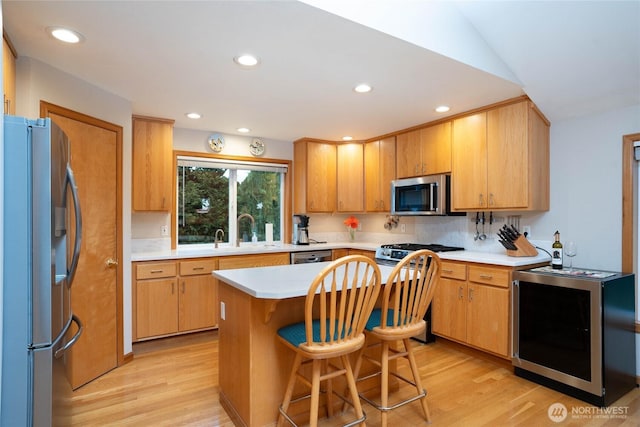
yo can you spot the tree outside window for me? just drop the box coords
[177,157,284,246]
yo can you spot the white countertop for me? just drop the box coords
[438,250,550,267]
[131,242,379,261]
[212,261,397,299]
[132,242,550,267]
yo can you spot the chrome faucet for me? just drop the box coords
[236,213,255,247]
[214,229,225,248]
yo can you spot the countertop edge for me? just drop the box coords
[132,243,551,268]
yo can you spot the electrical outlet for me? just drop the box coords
[161,225,169,236]
[522,226,531,237]
[358,223,362,231]
[401,224,406,233]
[220,301,226,320]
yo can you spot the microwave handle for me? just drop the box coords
[430,183,436,211]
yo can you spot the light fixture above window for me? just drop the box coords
[353,83,372,93]
[186,112,201,119]
[234,54,260,67]
[47,26,84,44]
[435,105,450,113]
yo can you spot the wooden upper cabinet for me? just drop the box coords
[337,142,364,212]
[3,36,16,115]
[396,122,451,178]
[293,139,336,213]
[421,121,452,175]
[396,130,421,178]
[452,113,488,210]
[365,137,396,212]
[451,100,549,211]
[132,115,174,211]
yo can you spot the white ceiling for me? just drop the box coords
[3,1,639,142]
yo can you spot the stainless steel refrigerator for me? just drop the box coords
[2,116,83,425]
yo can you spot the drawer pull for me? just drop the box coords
[442,269,453,273]
[192,267,205,271]
[479,274,493,279]
[150,269,164,274]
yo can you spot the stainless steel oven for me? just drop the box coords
[512,267,635,406]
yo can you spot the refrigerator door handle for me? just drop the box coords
[54,314,83,359]
[66,165,82,287]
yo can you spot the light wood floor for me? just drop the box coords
[68,331,640,426]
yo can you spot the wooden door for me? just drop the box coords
[179,275,217,331]
[466,284,510,357]
[336,142,363,212]
[136,278,179,338]
[305,141,336,212]
[421,121,452,174]
[452,113,488,210]
[396,130,421,178]
[132,116,174,211]
[42,103,123,389]
[431,277,467,342]
[487,102,529,209]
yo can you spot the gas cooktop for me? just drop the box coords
[376,243,464,265]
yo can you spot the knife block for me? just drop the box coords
[506,235,539,257]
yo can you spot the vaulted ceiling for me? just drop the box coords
[3,1,639,142]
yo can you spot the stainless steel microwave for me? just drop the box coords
[390,174,460,216]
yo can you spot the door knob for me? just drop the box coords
[106,258,119,267]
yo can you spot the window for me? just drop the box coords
[177,155,287,246]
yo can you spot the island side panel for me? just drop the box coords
[219,280,308,427]
[218,282,253,426]
[250,296,307,426]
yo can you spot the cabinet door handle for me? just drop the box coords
[489,193,495,207]
[458,286,464,299]
[171,282,175,294]
[479,194,485,206]
[380,200,384,209]
[469,288,474,301]
[181,282,185,293]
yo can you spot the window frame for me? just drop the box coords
[171,150,292,249]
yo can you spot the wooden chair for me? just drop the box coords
[276,255,382,427]
[352,250,441,427]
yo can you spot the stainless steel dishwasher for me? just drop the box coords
[290,250,332,264]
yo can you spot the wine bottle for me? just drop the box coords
[552,230,563,270]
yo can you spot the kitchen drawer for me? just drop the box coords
[180,259,217,276]
[136,261,177,280]
[468,265,510,288]
[218,252,290,270]
[440,261,466,280]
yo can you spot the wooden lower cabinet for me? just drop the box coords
[432,261,511,358]
[134,258,218,341]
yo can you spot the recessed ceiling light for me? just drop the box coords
[237,127,251,133]
[47,27,84,44]
[353,84,372,93]
[234,54,260,67]
[435,105,450,113]
[342,136,353,141]
[186,112,201,119]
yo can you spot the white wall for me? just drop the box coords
[532,103,640,272]
[15,57,135,355]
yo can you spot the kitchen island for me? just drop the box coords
[210,250,551,426]
[212,261,396,427]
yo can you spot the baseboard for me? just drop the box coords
[121,351,134,365]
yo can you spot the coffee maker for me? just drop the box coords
[292,214,310,245]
